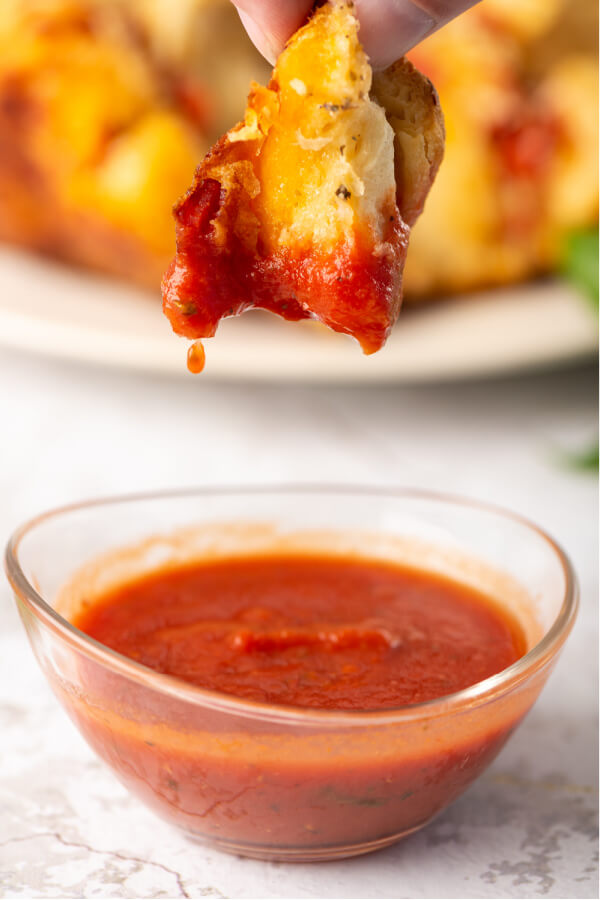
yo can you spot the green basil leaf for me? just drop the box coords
[560,228,599,309]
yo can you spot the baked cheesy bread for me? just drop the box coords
[162,0,444,357]
[0,0,208,288]
[403,0,598,298]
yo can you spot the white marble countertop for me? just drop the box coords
[1,348,597,899]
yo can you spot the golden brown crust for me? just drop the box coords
[372,59,445,228]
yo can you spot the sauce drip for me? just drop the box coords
[186,340,205,374]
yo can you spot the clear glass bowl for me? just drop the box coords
[5,487,578,862]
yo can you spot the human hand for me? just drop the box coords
[231,0,480,69]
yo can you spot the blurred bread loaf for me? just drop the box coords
[0,0,596,302]
[403,0,598,298]
[0,0,208,287]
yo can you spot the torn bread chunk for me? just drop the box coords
[162,0,444,356]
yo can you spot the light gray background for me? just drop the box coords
[1,349,597,898]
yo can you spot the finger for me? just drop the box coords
[232,0,311,64]
[355,0,480,69]
[232,0,480,70]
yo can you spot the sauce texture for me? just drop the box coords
[74,553,525,709]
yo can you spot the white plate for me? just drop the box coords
[0,248,596,382]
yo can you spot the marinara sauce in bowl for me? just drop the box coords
[5,487,577,861]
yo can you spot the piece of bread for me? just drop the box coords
[162,0,443,355]
[0,0,208,288]
[403,0,598,299]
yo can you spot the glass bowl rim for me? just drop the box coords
[4,484,579,726]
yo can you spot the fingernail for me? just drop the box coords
[355,0,436,69]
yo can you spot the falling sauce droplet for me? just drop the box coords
[186,340,205,374]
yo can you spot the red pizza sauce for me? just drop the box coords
[162,176,406,358]
[66,552,530,855]
[73,553,525,710]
